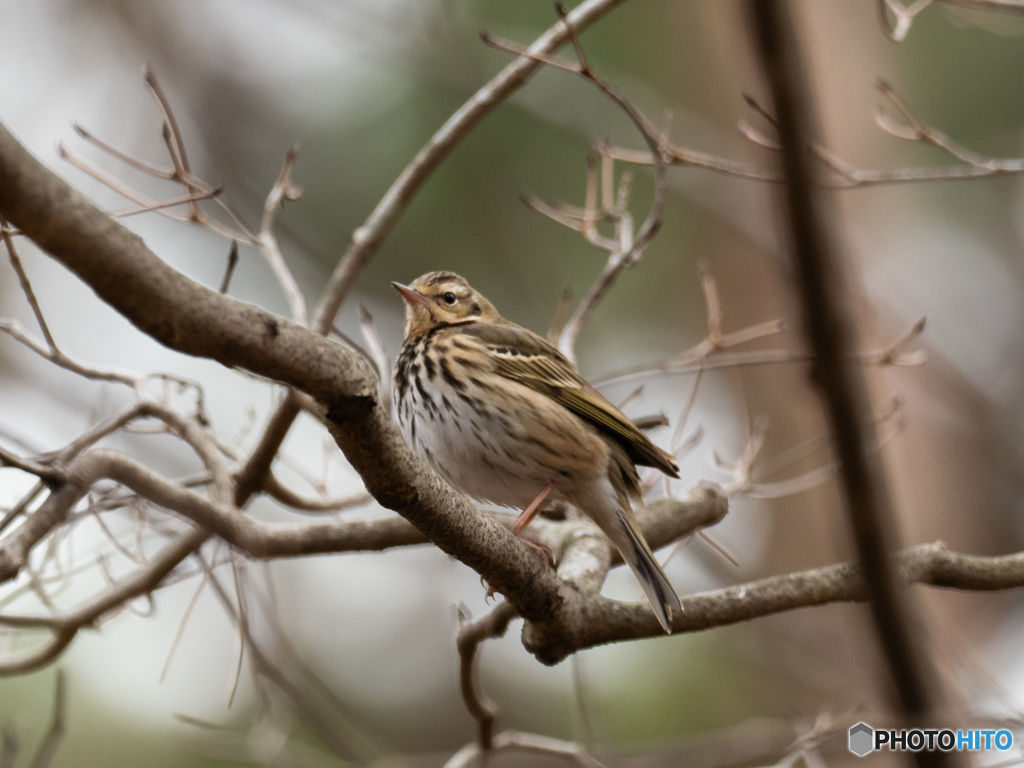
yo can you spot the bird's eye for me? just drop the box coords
[442,292,457,305]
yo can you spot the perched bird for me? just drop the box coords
[392,271,682,632]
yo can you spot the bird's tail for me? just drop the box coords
[616,507,681,634]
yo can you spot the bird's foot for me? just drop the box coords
[524,539,554,568]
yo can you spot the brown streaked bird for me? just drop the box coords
[392,271,682,632]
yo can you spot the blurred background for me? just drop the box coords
[3,0,1024,765]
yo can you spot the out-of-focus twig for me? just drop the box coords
[612,81,1024,188]
[219,241,239,295]
[879,0,1024,44]
[259,146,306,326]
[456,601,518,750]
[446,729,605,768]
[27,668,66,768]
[358,305,392,417]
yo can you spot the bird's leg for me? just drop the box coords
[511,479,558,536]
[481,481,560,600]
[508,479,558,566]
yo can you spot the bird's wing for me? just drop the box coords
[458,321,679,478]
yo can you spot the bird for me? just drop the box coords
[391,271,682,633]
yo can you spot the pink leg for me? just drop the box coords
[510,479,558,536]
[483,482,558,597]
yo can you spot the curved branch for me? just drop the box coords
[0,628,76,676]
[261,471,372,514]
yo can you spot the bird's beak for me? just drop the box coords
[392,282,431,307]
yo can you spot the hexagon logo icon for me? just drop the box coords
[849,723,874,757]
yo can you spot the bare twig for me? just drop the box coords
[143,66,203,223]
[612,81,1024,189]
[219,241,239,294]
[259,146,306,326]
[73,121,174,179]
[358,305,392,417]
[160,565,210,683]
[456,601,518,750]
[446,729,605,768]
[262,471,372,514]
[595,263,786,386]
[0,225,137,387]
[547,284,574,344]
[3,225,54,350]
[596,309,922,387]
[27,669,66,768]
[0,481,45,536]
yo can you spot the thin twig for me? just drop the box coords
[160,563,211,683]
[2,224,55,350]
[358,305,391,416]
[547,284,574,344]
[219,241,239,295]
[143,66,203,223]
[455,601,519,750]
[446,729,605,768]
[27,669,66,768]
[259,146,307,326]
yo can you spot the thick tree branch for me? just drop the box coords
[524,540,1024,663]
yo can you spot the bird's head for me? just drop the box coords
[392,271,500,338]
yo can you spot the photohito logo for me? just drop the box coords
[848,723,1014,757]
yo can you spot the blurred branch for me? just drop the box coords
[358,305,392,417]
[143,65,202,223]
[609,82,1024,187]
[596,274,924,387]
[446,729,605,768]
[940,0,1024,12]
[219,240,239,294]
[879,0,1024,43]
[200,559,380,762]
[258,146,307,326]
[27,669,66,768]
[747,0,946,752]
[261,471,372,514]
[877,0,934,41]
[0,224,137,387]
[456,601,518,750]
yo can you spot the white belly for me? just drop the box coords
[395,373,554,509]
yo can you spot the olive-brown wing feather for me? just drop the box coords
[458,322,680,478]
